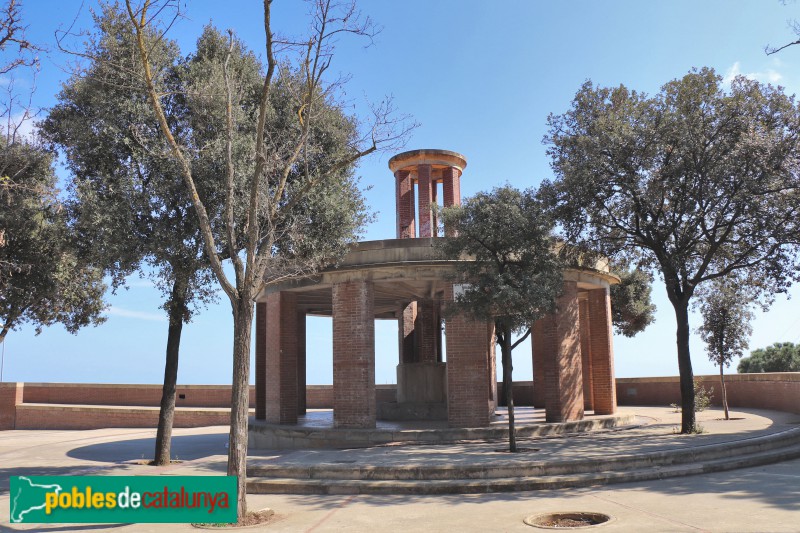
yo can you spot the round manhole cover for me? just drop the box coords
[524,512,613,529]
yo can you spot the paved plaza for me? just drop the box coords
[2,406,800,532]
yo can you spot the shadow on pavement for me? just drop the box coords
[66,433,229,464]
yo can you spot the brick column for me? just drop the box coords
[444,284,491,427]
[297,311,307,415]
[579,297,594,411]
[255,302,267,420]
[0,382,23,430]
[487,322,497,406]
[442,167,461,236]
[265,292,299,425]
[442,167,462,208]
[417,164,434,237]
[415,299,440,363]
[395,169,415,239]
[588,287,617,415]
[333,280,376,428]
[532,319,547,408]
[398,302,417,363]
[541,281,584,423]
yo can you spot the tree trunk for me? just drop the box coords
[153,276,189,466]
[672,300,696,433]
[720,365,729,420]
[500,323,516,453]
[228,295,253,520]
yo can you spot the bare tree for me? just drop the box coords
[121,0,412,519]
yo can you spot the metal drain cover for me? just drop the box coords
[524,512,613,529]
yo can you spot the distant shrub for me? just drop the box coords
[738,342,800,373]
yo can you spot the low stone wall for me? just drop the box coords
[14,404,248,430]
[2,374,799,430]
[21,382,255,407]
[617,373,800,414]
[0,382,23,429]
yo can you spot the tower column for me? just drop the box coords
[333,279,376,428]
[297,310,307,415]
[532,319,547,408]
[415,299,441,363]
[442,167,462,236]
[255,302,267,420]
[579,296,594,411]
[588,287,617,415]
[444,283,492,427]
[541,281,584,423]
[265,291,299,425]
[395,169,415,239]
[417,164,434,237]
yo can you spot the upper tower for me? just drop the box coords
[388,149,467,239]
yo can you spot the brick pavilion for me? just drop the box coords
[253,149,618,430]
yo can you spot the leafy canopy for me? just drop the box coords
[0,136,106,339]
[542,67,800,305]
[610,267,656,338]
[437,185,564,333]
[738,342,800,373]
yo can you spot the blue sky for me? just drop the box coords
[3,1,800,385]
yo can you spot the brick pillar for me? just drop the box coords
[297,311,307,415]
[579,297,594,411]
[333,280,376,428]
[444,284,491,427]
[431,174,439,237]
[487,322,497,406]
[398,302,417,363]
[0,382,23,430]
[442,168,462,207]
[541,281,584,423]
[532,319,547,408]
[265,292,299,424]
[255,302,267,420]
[442,167,461,236]
[415,299,440,363]
[417,164,434,237]
[588,287,617,415]
[395,169,415,239]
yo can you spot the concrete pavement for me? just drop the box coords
[1,406,799,532]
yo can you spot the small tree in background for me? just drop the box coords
[610,267,657,338]
[437,186,564,452]
[696,277,754,420]
[738,342,800,373]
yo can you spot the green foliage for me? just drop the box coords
[610,267,656,337]
[542,67,800,432]
[0,136,106,340]
[670,381,713,413]
[42,6,370,316]
[436,186,564,333]
[436,185,564,453]
[696,277,754,370]
[738,342,800,373]
[543,67,800,302]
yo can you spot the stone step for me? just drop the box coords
[247,427,800,481]
[246,441,800,495]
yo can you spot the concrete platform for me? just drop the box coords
[247,406,800,495]
[2,406,800,531]
[248,407,636,449]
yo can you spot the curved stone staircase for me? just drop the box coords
[247,425,800,495]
